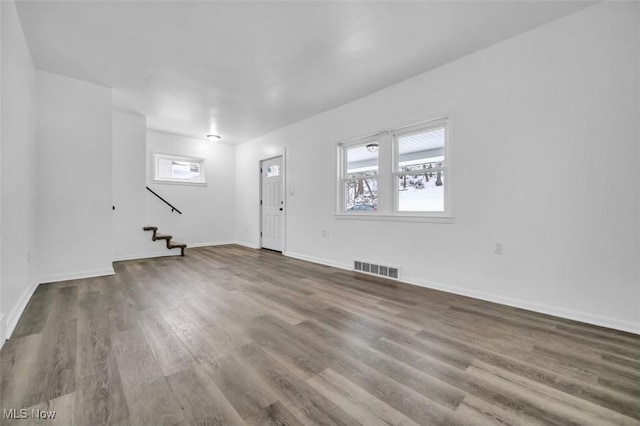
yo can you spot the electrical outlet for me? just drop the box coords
[321,230,330,238]
[289,187,295,196]
[494,243,503,255]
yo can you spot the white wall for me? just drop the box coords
[146,130,236,247]
[1,0,38,338]
[112,111,160,260]
[36,71,114,281]
[1,0,4,337]
[637,3,640,330]
[235,2,640,333]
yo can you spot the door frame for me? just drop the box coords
[259,150,286,253]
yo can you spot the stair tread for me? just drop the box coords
[144,226,185,255]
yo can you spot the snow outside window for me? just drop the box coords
[337,117,452,219]
[342,141,379,211]
[394,126,446,212]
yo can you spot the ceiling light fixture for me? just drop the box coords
[206,134,221,141]
[366,143,379,153]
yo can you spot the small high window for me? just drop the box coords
[153,153,206,186]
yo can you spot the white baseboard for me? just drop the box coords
[4,279,39,341]
[285,251,639,335]
[284,251,352,271]
[402,275,640,335]
[38,267,115,285]
[233,240,260,249]
[6,249,636,346]
[4,267,115,341]
[0,313,6,349]
[114,251,180,262]
[188,241,236,248]
[113,241,237,262]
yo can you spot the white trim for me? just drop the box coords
[400,274,640,335]
[338,133,381,150]
[113,241,238,261]
[187,241,236,248]
[335,115,454,219]
[337,134,382,213]
[391,117,449,137]
[0,313,6,349]
[259,153,286,252]
[3,267,115,342]
[152,152,206,185]
[4,280,39,341]
[153,151,205,162]
[284,251,352,271]
[233,240,261,249]
[151,179,207,187]
[334,213,454,223]
[113,251,180,262]
[285,251,639,335]
[336,131,383,146]
[282,147,288,254]
[37,267,115,285]
[391,117,452,216]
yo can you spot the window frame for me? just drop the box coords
[337,134,382,215]
[392,118,451,217]
[152,152,207,186]
[335,116,453,222]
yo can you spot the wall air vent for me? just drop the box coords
[353,260,400,280]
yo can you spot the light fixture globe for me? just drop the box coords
[366,143,379,153]
[206,134,221,141]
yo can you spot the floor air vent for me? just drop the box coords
[354,260,399,280]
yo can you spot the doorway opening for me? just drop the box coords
[260,155,284,252]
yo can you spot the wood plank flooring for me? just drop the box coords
[1,245,639,425]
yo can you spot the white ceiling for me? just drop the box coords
[15,1,593,144]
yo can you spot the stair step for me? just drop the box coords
[144,225,186,256]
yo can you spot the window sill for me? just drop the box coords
[334,213,454,223]
[152,179,207,187]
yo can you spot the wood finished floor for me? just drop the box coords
[1,245,639,426]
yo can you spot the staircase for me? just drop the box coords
[143,226,187,256]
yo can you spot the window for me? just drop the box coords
[153,153,206,185]
[394,124,446,213]
[337,117,451,220]
[265,165,280,177]
[339,137,379,212]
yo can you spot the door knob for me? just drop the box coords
[279,208,283,211]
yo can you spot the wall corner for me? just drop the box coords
[0,313,6,349]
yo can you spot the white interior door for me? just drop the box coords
[261,156,283,252]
